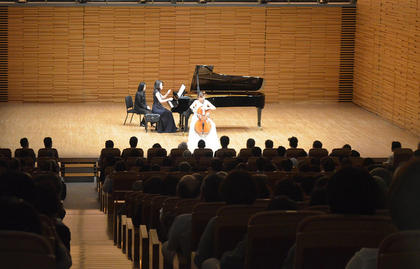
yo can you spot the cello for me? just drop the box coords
[194,106,212,137]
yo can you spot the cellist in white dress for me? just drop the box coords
[187,92,220,153]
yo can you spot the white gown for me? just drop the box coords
[187,99,220,153]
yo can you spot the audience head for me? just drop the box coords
[177,175,201,199]
[265,139,274,149]
[198,140,206,149]
[267,195,298,211]
[321,157,336,172]
[0,196,42,235]
[33,173,63,199]
[162,175,179,196]
[152,143,161,149]
[388,159,420,230]
[32,182,61,218]
[154,80,163,90]
[391,141,402,151]
[220,170,257,205]
[342,144,352,150]
[143,176,163,194]
[105,140,114,149]
[280,159,293,172]
[129,136,138,148]
[138,82,146,92]
[43,137,52,148]
[178,142,188,150]
[327,166,376,215]
[246,138,255,149]
[351,150,360,157]
[200,173,225,202]
[220,136,230,148]
[178,161,192,172]
[276,146,286,157]
[182,149,192,158]
[274,179,303,201]
[312,140,322,149]
[20,137,29,148]
[288,136,298,148]
[251,146,262,157]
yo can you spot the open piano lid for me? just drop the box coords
[190,65,264,93]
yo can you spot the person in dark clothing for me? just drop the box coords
[38,137,59,160]
[152,80,177,133]
[134,82,152,127]
[14,137,36,163]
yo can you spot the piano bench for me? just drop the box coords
[144,114,160,133]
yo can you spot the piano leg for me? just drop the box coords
[257,107,262,127]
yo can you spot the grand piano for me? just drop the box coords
[171,65,265,131]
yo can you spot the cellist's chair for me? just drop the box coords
[124,96,140,125]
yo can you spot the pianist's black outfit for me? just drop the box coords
[152,88,177,133]
[134,82,152,126]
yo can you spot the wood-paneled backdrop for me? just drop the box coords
[354,0,420,134]
[5,6,351,103]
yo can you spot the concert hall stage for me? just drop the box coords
[0,102,418,158]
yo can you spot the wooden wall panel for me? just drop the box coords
[354,0,420,134]
[0,7,7,102]
[265,7,342,102]
[7,6,344,103]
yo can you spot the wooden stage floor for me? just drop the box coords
[0,102,419,158]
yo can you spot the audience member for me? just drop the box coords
[342,144,352,150]
[277,146,286,157]
[176,175,201,199]
[288,136,299,149]
[287,136,307,157]
[346,159,420,269]
[103,161,127,193]
[312,140,322,149]
[251,146,262,157]
[215,136,236,158]
[143,176,164,194]
[246,138,256,149]
[14,137,36,163]
[178,142,188,150]
[38,137,59,160]
[194,170,257,268]
[321,157,336,172]
[370,167,392,187]
[179,161,192,172]
[265,139,274,149]
[121,136,143,159]
[280,159,293,172]
[274,179,303,202]
[253,174,270,198]
[198,140,206,149]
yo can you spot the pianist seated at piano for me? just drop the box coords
[187,92,220,153]
[152,80,177,133]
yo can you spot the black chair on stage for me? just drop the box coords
[123,96,141,125]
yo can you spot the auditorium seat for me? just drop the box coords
[329,148,351,158]
[245,210,325,269]
[0,231,56,269]
[286,148,307,158]
[169,148,185,161]
[378,231,420,269]
[308,148,329,159]
[215,148,236,159]
[294,214,397,269]
[105,171,140,217]
[263,148,278,159]
[193,148,213,159]
[393,148,414,169]
[238,148,253,162]
[213,204,268,258]
[174,199,201,215]
[0,148,12,160]
[149,195,170,229]
[147,147,167,160]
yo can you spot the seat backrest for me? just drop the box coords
[147,148,167,160]
[111,171,141,193]
[140,193,161,227]
[38,148,59,160]
[378,231,420,269]
[125,95,133,109]
[263,148,278,159]
[308,148,329,159]
[305,205,330,213]
[247,157,259,171]
[213,204,267,257]
[193,148,213,159]
[150,156,166,166]
[149,195,170,229]
[238,148,253,161]
[169,148,185,160]
[329,148,351,158]
[0,148,12,159]
[191,202,226,250]
[393,148,414,169]
[286,148,307,158]
[0,231,56,269]
[99,148,121,168]
[295,214,397,269]
[215,148,236,159]
[245,210,325,269]
[121,148,144,159]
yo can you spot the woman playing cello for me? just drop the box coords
[187,92,219,153]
